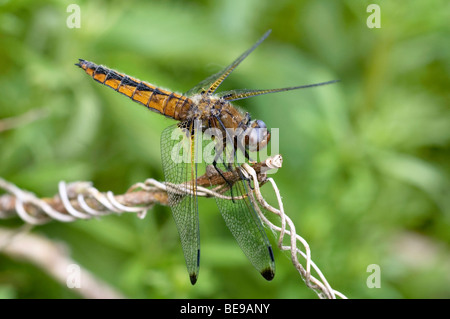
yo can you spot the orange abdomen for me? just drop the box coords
[76,59,191,120]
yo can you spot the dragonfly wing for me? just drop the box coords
[209,160,275,281]
[185,30,272,96]
[217,80,340,101]
[161,123,201,285]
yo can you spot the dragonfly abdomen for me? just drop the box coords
[76,59,192,120]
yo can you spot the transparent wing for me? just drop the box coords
[185,30,272,96]
[209,153,275,281]
[161,122,201,285]
[217,80,340,101]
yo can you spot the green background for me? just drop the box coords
[0,0,449,299]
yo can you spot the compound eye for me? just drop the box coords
[254,119,267,129]
[247,120,270,151]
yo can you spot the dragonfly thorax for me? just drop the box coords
[187,94,244,129]
[186,94,270,152]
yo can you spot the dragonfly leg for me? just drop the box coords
[242,145,254,162]
[210,116,239,201]
[212,158,236,202]
[233,127,256,163]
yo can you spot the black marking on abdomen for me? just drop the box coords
[162,92,175,114]
[105,71,123,82]
[176,97,190,120]
[134,80,153,92]
[146,90,156,108]
[152,87,169,96]
[120,76,139,88]
[93,65,108,75]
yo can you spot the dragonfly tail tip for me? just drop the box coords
[75,59,86,68]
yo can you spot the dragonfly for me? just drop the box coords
[76,30,338,285]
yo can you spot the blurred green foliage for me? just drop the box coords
[0,0,449,299]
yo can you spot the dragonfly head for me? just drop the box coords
[246,119,271,151]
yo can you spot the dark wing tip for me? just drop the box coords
[189,273,198,285]
[261,268,275,281]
